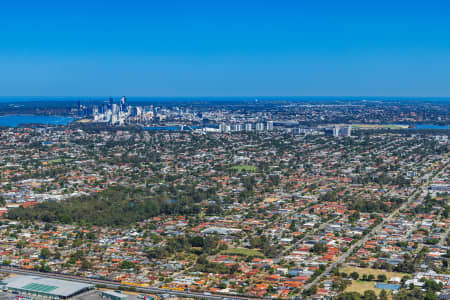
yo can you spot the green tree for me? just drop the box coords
[363,290,377,300]
[40,248,51,259]
[350,272,359,280]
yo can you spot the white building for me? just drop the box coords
[256,123,265,131]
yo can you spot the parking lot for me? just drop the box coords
[74,290,144,300]
[74,290,146,300]
[0,291,20,300]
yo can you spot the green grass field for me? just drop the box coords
[340,266,407,280]
[231,165,258,172]
[221,248,264,257]
[352,124,409,130]
[345,280,382,295]
[47,158,74,164]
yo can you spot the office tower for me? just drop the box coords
[266,121,274,131]
[120,96,127,112]
[245,123,253,131]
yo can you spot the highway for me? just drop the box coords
[303,162,448,290]
[0,266,259,300]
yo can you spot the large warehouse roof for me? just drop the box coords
[3,275,94,297]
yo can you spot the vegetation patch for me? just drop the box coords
[7,185,218,226]
[340,266,408,280]
[231,165,258,172]
[222,248,264,257]
[344,280,382,295]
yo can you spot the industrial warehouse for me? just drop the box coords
[1,275,94,299]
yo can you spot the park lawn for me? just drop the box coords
[353,124,408,130]
[344,280,382,296]
[340,266,408,281]
[222,248,264,257]
[48,158,74,164]
[231,165,258,172]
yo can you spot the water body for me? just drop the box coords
[413,124,450,130]
[0,115,75,127]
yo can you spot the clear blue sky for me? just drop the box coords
[1,0,450,97]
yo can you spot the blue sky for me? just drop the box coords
[1,0,450,97]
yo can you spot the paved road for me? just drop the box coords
[439,226,450,247]
[0,267,256,300]
[303,162,448,290]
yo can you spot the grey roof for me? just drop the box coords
[3,275,94,297]
[102,290,128,299]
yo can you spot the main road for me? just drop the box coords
[439,226,449,247]
[303,162,448,290]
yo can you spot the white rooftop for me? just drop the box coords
[3,275,94,297]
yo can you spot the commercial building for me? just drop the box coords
[101,290,128,300]
[1,275,94,299]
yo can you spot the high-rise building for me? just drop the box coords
[333,126,340,137]
[266,121,274,131]
[245,123,253,131]
[231,124,242,132]
[219,123,226,132]
[120,96,127,112]
[340,126,352,137]
[256,123,265,131]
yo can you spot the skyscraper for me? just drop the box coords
[120,96,127,112]
[108,97,114,110]
[333,126,340,137]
